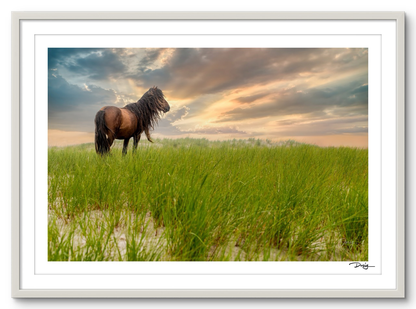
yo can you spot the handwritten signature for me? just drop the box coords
[349,262,375,270]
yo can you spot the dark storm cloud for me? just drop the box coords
[48,48,102,70]
[216,80,368,123]
[65,50,126,80]
[48,73,116,112]
[48,72,117,131]
[49,48,126,81]
[131,48,368,99]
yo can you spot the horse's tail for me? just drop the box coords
[94,110,110,155]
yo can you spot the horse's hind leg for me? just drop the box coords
[107,133,115,149]
[122,138,130,155]
[133,134,141,153]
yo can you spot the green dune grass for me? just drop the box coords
[48,138,368,261]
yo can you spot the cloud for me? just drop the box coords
[277,123,368,137]
[47,48,369,146]
[272,115,368,136]
[233,93,269,104]
[49,48,368,101]
[48,73,117,131]
[153,106,191,135]
[216,80,368,123]
[137,48,168,71]
[66,50,126,80]
[157,106,190,129]
[182,93,224,118]
[154,106,246,136]
[48,73,117,111]
[49,48,128,82]
[164,106,190,123]
[129,48,368,99]
[276,115,368,127]
[48,48,101,69]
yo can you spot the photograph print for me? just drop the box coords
[48,48,368,262]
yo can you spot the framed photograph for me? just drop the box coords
[11,11,405,298]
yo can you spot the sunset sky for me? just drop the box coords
[48,48,368,147]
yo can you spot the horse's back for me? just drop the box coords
[100,105,121,117]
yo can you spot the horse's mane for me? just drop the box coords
[122,86,166,132]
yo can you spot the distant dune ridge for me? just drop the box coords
[48,130,94,147]
[48,129,368,148]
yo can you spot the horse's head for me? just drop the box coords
[147,86,170,113]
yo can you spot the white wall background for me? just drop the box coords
[1,1,413,308]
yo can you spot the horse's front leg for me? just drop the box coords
[122,138,130,155]
[144,128,153,143]
[133,134,141,152]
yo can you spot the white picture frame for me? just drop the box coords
[11,11,405,298]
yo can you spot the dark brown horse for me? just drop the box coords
[94,86,170,155]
